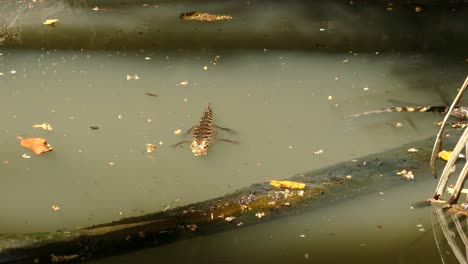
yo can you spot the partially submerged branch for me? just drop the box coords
[0,136,454,263]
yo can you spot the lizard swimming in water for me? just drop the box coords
[349,106,468,120]
[174,104,238,156]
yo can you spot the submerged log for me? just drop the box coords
[0,136,459,263]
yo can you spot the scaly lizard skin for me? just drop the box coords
[190,104,216,156]
[350,106,468,120]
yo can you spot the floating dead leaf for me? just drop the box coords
[145,143,157,153]
[2,160,8,164]
[407,147,418,153]
[51,205,61,211]
[19,137,53,155]
[396,169,414,180]
[438,150,453,161]
[270,180,305,190]
[32,123,53,131]
[180,12,232,22]
[174,129,182,135]
[43,19,59,25]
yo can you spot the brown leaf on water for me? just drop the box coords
[19,137,54,155]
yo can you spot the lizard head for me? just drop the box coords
[191,139,209,156]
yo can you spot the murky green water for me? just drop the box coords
[1,0,467,263]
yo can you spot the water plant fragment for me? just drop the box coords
[18,137,54,155]
[270,180,306,190]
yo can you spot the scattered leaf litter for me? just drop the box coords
[43,19,59,26]
[180,12,232,21]
[396,169,414,180]
[32,123,53,131]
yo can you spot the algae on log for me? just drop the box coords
[0,136,453,263]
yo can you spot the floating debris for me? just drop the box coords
[174,129,182,135]
[144,92,158,97]
[43,19,59,26]
[203,66,208,71]
[180,12,232,22]
[126,74,140,80]
[89,126,99,130]
[396,169,414,180]
[179,80,189,86]
[51,254,79,262]
[224,216,236,222]
[345,175,352,180]
[395,122,403,128]
[32,123,53,131]
[21,153,31,159]
[255,212,265,219]
[18,137,53,155]
[327,96,333,100]
[314,149,324,155]
[438,150,453,161]
[407,147,418,153]
[145,144,157,153]
[51,205,61,211]
[270,180,305,190]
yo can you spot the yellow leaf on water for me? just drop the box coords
[43,19,59,25]
[270,180,305,190]
[438,150,453,161]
